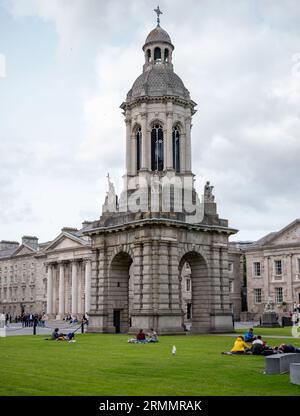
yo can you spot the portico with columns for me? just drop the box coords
[40,226,93,319]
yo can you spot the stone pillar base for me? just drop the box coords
[209,313,234,333]
[129,314,185,335]
[87,313,107,333]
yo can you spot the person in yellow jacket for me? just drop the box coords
[230,336,251,354]
[222,336,251,355]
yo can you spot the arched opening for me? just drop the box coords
[172,125,180,172]
[109,252,133,333]
[154,47,161,62]
[136,126,142,171]
[146,48,151,62]
[179,251,210,333]
[151,124,164,171]
[164,48,169,62]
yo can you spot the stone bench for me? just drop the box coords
[290,363,300,384]
[265,353,300,374]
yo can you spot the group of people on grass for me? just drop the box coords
[128,328,158,343]
[223,328,300,355]
[49,328,76,343]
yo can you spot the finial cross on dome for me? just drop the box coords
[154,5,162,26]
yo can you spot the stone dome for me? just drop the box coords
[127,67,190,101]
[143,25,174,50]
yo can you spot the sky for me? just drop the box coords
[0,0,300,243]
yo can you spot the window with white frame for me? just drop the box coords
[186,278,191,292]
[229,280,234,293]
[274,260,282,276]
[228,262,233,273]
[298,258,300,273]
[275,287,283,303]
[253,262,261,277]
[254,288,262,303]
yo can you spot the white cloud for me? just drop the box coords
[1,0,300,242]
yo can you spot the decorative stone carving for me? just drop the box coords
[102,174,118,214]
[204,181,215,203]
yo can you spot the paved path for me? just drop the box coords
[1,322,83,337]
[210,333,299,339]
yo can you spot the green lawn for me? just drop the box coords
[0,333,300,396]
[235,327,296,337]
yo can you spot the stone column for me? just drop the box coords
[142,241,153,312]
[46,264,53,315]
[166,110,173,169]
[141,111,148,170]
[130,132,136,176]
[58,263,65,317]
[157,241,169,311]
[125,117,131,174]
[84,259,92,314]
[71,261,78,315]
[87,245,109,333]
[209,245,233,333]
[180,132,186,173]
[185,116,192,172]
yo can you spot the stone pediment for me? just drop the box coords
[44,233,88,253]
[13,245,36,256]
[267,220,300,246]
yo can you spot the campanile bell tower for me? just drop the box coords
[86,8,237,335]
[121,6,195,185]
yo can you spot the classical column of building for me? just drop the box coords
[141,110,148,170]
[58,262,65,317]
[125,117,131,174]
[46,263,53,315]
[185,116,192,172]
[71,261,78,315]
[44,258,92,319]
[166,108,173,170]
[84,258,92,314]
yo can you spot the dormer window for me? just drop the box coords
[154,47,161,62]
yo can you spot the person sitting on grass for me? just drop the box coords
[51,328,60,340]
[222,336,251,355]
[244,328,255,342]
[251,335,266,355]
[147,328,158,342]
[136,329,146,342]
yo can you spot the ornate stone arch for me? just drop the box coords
[109,244,135,267]
[148,118,164,130]
[172,120,184,131]
[177,245,212,333]
[132,122,141,134]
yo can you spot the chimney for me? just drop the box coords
[0,240,19,251]
[82,221,93,229]
[61,227,78,233]
[22,236,38,250]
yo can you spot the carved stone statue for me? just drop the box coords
[204,181,215,203]
[264,297,275,312]
[103,173,118,213]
